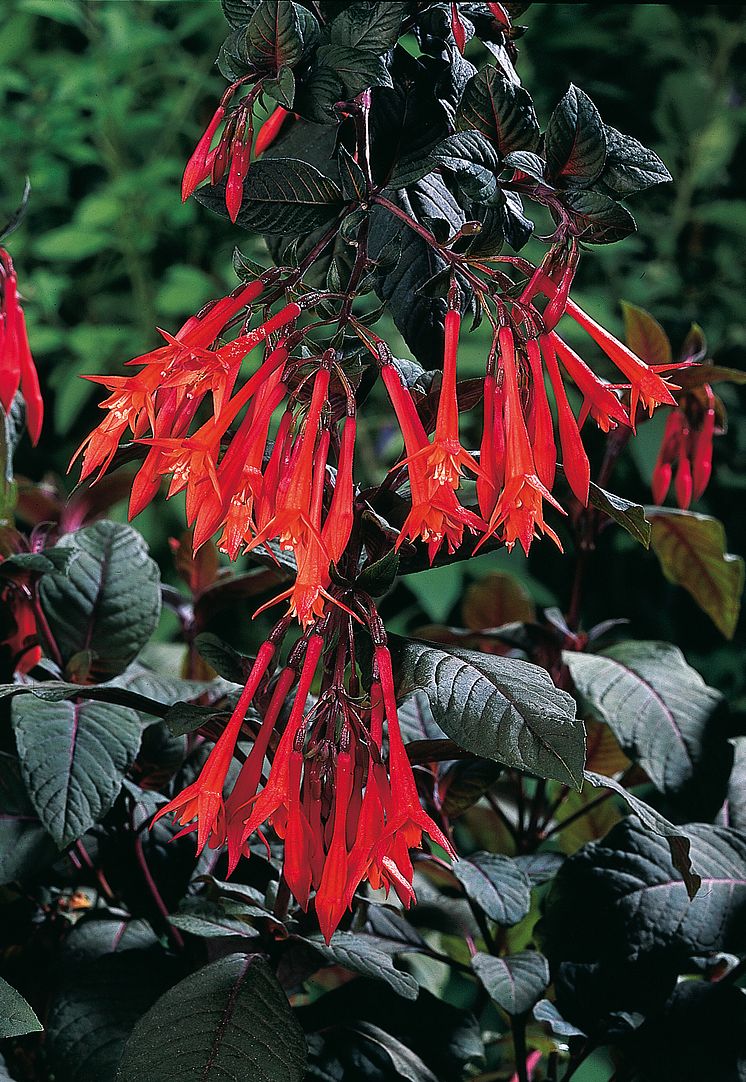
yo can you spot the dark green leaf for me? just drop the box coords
[456,65,540,156]
[293,65,344,124]
[369,175,467,364]
[337,145,367,202]
[513,852,565,885]
[39,521,161,680]
[356,549,400,596]
[533,998,586,1038]
[452,852,531,925]
[48,949,176,1082]
[2,395,25,485]
[582,770,700,896]
[441,758,503,818]
[600,125,672,197]
[64,917,159,961]
[170,899,262,939]
[221,0,262,29]
[564,641,725,798]
[627,979,746,1082]
[431,130,501,204]
[0,976,43,1037]
[397,638,584,788]
[561,189,636,244]
[0,549,73,576]
[246,2,318,74]
[328,2,408,50]
[674,363,746,391]
[301,932,419,1000]
[647,510,744,639]
[0,751,57,884]
[540,818,746,964]
[545,84,607,186]
[471,950,549,1015]
[353,1022,439,1082]
[116,954,307,1082]
[12,696,142,847]
[164,701,227,737]
[267,68,297,110]
[503,150,546,182]
[197,158,344,235]
[315,44,393,98]
[587,481,651,547]
[0,679,176,721]
[194,632,249,683]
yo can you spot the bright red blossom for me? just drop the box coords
[1,247,43,444]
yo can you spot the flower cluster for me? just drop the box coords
[359,249,681,559]
[75,237,688,938]
[154,613,452,943]
[653,384,716,509]
[1,246,43,444]
[181,81,291,222]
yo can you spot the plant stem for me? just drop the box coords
[511,1014,530,1082]
[75,839,117,906]
[133,834,184,952]
[543,789,614,840]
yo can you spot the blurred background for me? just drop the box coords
[2,1,745,697]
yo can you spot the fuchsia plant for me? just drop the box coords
[1,5,744,1082]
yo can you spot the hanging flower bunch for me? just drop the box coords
[74,230,689,938]
[72,1,703,941]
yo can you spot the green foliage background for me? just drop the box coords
[2,0,745,691]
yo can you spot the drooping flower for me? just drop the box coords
[652,385,717,509]
[400,296,482,495]
[182,105,226,202]
[478,326,563,555]
[254,106,292,157]
[0,247,43,444]
[381,361,484,561]
[152,639,278,852]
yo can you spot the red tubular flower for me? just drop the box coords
[524,338,557,491]
[225,133,252,223]
[182,105,226,201]
[237,633,324,845]
[549,333,630,432]
[563,297,678,419]
[1,248,43,444]
[73,281,267,484]
[402,302,481,494]
[540,336,589,505]
[152,639,277,852]
[322,411,356,565]
[477,371,498,520]
[374,646,454,858]
[478,327,563,555]
[254,106,291,157]
[282,749,317,910]
[382,363,484,561]
[692,394,715,500]
[675,440,693,510]
[651,386,716,509]
[315,750,354,942]
[223,665,296,872]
